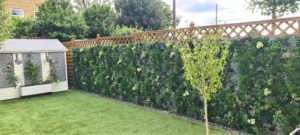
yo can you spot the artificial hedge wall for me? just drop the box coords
[73,36,300,134]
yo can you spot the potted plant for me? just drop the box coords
[20,59,54,96]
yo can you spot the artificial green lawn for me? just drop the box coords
[0,91,227,135]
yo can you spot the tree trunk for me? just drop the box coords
[204,97,209,135]
[271,0,277,19]
[271,4,276,35]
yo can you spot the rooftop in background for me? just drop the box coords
[0,39,68,53]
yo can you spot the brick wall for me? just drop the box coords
[6,0,44,18]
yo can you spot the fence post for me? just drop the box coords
[298,20,300,34]
[189,22,195,37]
[71,39,76,47]
[96,34,101,45]
[66,39,76,86]
[132,29,137,43]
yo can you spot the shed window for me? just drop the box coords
[10,8,24,17]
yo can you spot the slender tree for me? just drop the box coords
[178,32,229,135]
[247,0,300,19]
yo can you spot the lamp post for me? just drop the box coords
[216,4,218,25]
[173,0,176,28]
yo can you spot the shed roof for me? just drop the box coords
[0,39,68,53]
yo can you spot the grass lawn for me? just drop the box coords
[0,91,228,135]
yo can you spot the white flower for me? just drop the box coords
[183,91,190,97]
[292,93,300,101]
[247,119,256,125]
[264,88,272,96]
[117,59,122,64]
[169,52,176,58]
[249,64,253,69]
[267,79,272,85]
[132,85,138,91]
[140,51,147,59]
[98,51,104,57]
[256,42,264,49]
[281,52,291,59]
[137,68,142,72]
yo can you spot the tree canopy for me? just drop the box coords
[74,0,112,12]
[115,0,173,30]
[83,4,116,38]
[11,17,37,38]
[36,0,88,42]
[0,0,11,42]
[247,0,300,18]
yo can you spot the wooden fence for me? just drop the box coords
[64,16,300,85]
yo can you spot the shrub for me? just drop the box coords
[11,17,37,38]
[111,25,142,36]
[210,36,300,134]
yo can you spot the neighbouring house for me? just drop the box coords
[0,39,68,100]
[5,0,44,18]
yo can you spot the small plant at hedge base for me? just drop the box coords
[6,64,18,87]
[24,60,41,85]
[178,32,229,135]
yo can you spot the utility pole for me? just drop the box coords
[215,4,218,25]
[173,0,176,28]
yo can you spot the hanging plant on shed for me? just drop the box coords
[6,63,18,87]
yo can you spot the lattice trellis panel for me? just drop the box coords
[0,54,14,88]
[49,53,66,82]
[64,16,300,86]
[97,36,133,45]
[22,53,42,85]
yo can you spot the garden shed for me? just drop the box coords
[0,39,68,100]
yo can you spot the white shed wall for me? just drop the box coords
[0,87,20,100]
[41,53,50,81]
[0,52,68,101]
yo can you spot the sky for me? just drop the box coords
[163,0,300,28]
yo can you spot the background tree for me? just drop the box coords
[247,0,300,19]
[36,0,88,42]
[0,0,11,42]
[178,33,229,135]
[115,0,173,30]
[74,0,112,12]
[11,17,37,38]
[83,4,116,38]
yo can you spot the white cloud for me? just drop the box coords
[163,0,300,28]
